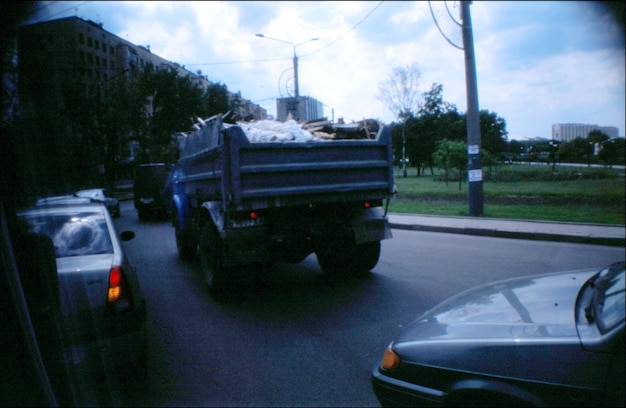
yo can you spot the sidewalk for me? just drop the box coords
[387,213,625,247]
[115,183,624,247]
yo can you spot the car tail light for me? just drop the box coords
[381,347,401,370]
[107,266,133,312]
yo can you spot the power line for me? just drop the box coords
[186,56,290,68]
[302,0,385,57]
[185,0,385,67]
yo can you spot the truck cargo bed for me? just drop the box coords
[177,123,395,211]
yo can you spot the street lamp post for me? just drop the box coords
[549,140,560,172]
[255,34,318,98]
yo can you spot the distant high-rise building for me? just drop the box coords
[551,123,619,141]
[276,96,324,122]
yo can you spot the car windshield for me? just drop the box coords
[589,263,626,333]
[19,211,114,257]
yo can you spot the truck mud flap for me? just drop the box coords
[352,218,392,244]
[350,207,393,244]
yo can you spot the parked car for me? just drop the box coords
[371,262,625,407]
[75,188,121,217]
[16,201,147,403]
[133,163,170,221]
[36,194,96,206]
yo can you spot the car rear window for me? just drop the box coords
[20,211,114,257]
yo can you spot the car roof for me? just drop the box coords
[20,201,108,215]
[35,195,96,205]
[76,188,107,194]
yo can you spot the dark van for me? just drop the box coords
[133,163,170,220]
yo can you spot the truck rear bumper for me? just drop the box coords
[219,207,391,266]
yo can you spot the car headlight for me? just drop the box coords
[381,346,401,370]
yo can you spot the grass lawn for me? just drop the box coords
[389,164,625,225]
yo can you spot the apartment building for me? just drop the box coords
[17,16,265,120]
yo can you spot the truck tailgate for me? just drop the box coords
[225,125,395,209]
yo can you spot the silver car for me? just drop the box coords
[16,201,146,403]
[372,262,625,407]
[75,188,121,218]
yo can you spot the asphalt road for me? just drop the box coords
[114,201,624,407]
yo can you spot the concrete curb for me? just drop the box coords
[388,222,625,247]
[115,189,624,247]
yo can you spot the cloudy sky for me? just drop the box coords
[27,1,625,140]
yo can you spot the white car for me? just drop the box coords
[17,201,146,403]
[75,188,121,217]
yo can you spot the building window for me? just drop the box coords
[78,33,84,44]
[103,58,107,67]
[95,40,99,50]
[95,56,100,65]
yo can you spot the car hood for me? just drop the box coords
[395,269,598,344]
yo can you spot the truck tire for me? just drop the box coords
[316,240,381,278]
[175,213,197,260]
[198,221,228,293]
[356,241,381,272]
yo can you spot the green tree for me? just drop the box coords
[136,68,204,163]
[413,83,461,175]
[477,110,508,159]
[433,139,467,191]
[598,138,625,166]
[558,137,593,164]
[203,82,240,120]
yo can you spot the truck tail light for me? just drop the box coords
[107,266,133,312]
[228,211,265,228]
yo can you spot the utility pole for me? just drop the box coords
[461,1,483,216]
[255,34,318,98]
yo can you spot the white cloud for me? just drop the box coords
[30,1,625,139]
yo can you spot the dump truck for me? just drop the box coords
[169,114,395,292]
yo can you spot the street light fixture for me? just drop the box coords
[255,33,319,98]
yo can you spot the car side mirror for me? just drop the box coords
[120,231,135,241]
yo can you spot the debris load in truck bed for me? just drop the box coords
[203,116,381,143]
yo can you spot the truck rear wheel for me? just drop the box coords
[175,213,197,260]
[316,240,381,278]
[198,222,228,293]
